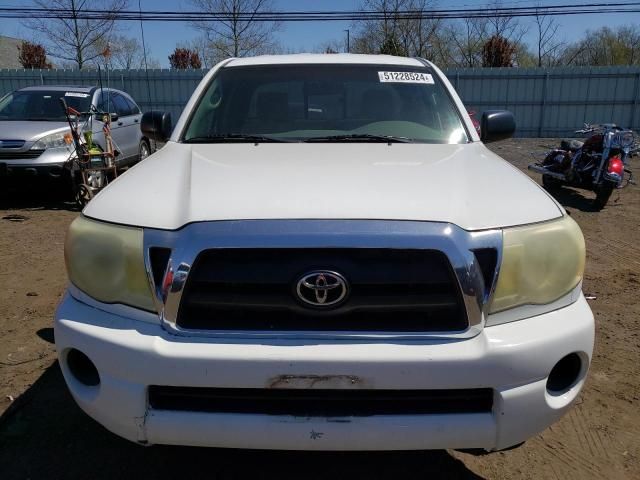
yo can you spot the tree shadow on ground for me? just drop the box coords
[0,363,484,480]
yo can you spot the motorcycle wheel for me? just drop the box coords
[542,174,562,192]
[593,183,614,211]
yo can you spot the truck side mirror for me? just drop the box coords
[481,110,515,143]
[141,111,173,142]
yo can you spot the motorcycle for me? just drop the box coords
[528,124,637,210]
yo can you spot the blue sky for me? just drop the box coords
[1,0,639,67]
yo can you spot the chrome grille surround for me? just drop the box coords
[143,220,502,340]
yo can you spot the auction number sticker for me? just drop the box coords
[378,71,434,84]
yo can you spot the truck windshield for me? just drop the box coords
[0,90,92,121]
[183,64,469,144]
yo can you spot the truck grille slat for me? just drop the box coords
[176,248,468,332]
[148,386,494,416]
[185,290,459,310]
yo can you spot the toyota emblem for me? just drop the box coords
[296,271,348,308]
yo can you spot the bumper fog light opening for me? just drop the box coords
[546,352,582,395]
[66,348,100,387]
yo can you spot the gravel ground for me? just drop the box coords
[0,138,638,479]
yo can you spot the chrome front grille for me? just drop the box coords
[176,248,468,332]
[0,140,25,148]
[144,220,502,339]
[0,150,43,160]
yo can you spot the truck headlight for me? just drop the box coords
[489,215,585,314]
[31,131,73,150]
[65,215,155,311]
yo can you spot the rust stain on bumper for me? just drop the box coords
[267,374,363,389]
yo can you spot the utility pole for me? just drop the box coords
[344,29,350,53]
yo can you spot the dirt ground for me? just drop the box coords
[0,138,638,479]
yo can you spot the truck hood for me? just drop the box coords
[84,141,563,231]
[0,121,69,142]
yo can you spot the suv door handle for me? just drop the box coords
[134,118,139,123]
[117,121,123,126]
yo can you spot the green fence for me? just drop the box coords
[2,66,639,137]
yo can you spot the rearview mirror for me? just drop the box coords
[480,110,515,143]
[141,111,172,142]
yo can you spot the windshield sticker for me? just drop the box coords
[65,92,89,98]
[378,71,434,84]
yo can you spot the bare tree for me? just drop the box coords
[443,17,489,67]
[181,35,260,68]
[189,0,281,59]
[184,36,216,69]
[513,40,537,67]
[562,25,640,66]
[314,39,346,54]
[24,0,128,69]
[109,36,143,69]
[617,26,640,64]
[93,35,152,70]
[533,5,564,67]
[351,0,403,53]
[403,0,442,58]
[485,0,528,44]
[430,0,526,68]
[351,0,441,59]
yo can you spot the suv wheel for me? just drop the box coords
[139,140,151,161]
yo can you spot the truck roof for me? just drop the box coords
[225,53,426,68]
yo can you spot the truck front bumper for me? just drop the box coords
[54,292,594,451]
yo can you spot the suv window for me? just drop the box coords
[183,64,469,144]
[123,95,140,115]
[95,91,114,114]
[112,94,132,117]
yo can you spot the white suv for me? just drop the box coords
[55,54,594,452]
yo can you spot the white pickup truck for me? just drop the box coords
[55,54,594,452]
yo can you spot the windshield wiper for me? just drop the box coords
[183,133,290,143]
[304,133,412,143]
